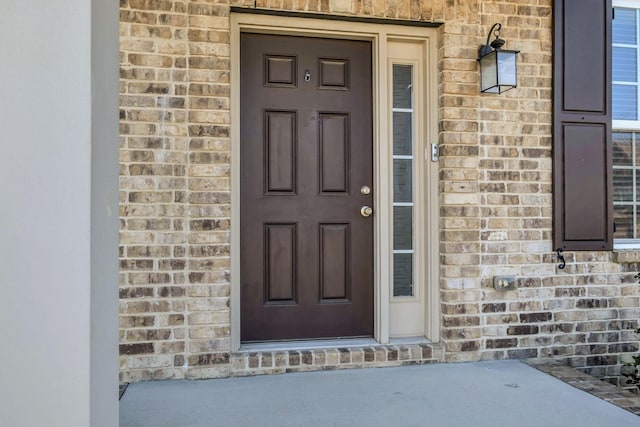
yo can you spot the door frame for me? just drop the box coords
[230,12,440,351]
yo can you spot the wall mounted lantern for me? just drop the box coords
[479,23,519,94]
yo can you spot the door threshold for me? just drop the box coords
[389,336,433,345]
[240,338,379,352]
[239,336,431,353]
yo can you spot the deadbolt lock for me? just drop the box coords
[360,185,371,195]
[360,206,373,217]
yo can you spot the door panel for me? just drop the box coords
[319,223,350,301]
[265,111,297,193]
[319,113,349,193]
[264,223,297,303]
[241,33,373,341]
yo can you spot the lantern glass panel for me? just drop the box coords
[480,51,498,93]
[497,51,517,87]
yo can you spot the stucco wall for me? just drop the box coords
[118,0,640,385]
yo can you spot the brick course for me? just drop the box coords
[119,0,640,386]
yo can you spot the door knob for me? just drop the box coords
[360,206,373,217]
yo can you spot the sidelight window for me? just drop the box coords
[392,64,415,297]
[387,37,435,339]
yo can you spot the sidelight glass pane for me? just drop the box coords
[614,47,637,82]
[393,253,413,297]
[613,132,633,166]
[614,169,633,202]
[393,112,412,155]
[393,65,412,109]
[393,207,413,250]
[614,8,637,45]
[393,160,413,202]
[613,85,638,120]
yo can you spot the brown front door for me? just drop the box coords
[240,33,373,342]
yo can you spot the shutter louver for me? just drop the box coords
[553,0,613,250]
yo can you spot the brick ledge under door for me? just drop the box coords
[230,342,444,377]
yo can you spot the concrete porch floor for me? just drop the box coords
[120,360,640,427]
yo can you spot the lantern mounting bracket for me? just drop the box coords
[479,23,504,57]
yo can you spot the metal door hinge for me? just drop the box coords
[430,143,439,162]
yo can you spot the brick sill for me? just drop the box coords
[613,249,640,264]
[231,340,444,377]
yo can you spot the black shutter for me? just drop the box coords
[553,0,613,250]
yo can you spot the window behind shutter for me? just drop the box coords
[553,0,613,250]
